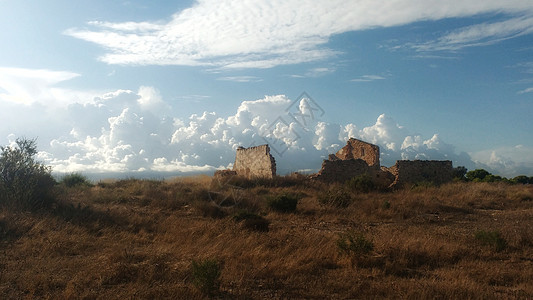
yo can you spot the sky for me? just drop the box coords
[1,0,532,179]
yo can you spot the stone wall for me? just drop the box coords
[232,144,276,179]
[312,138,453,188]
[335,138,380,168]
[389,160,453,187]
[312,158,372,182]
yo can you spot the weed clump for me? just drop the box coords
[267,193,298,213]
[60,172,92,187]
[191,258,222,297]
[337,231,374,256]
[317,189,352,208]
[345,174,376,193]
[232,211,269,232]
[475,230,507,252]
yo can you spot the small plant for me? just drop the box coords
[60,172,92,187]
[195,201,226,219]
[190,258,221,297]
[345,174,376,193]
[267,193,298,213]
[317,189,352,208]
[232,211,269,232]
[382,199,391,209]
[475,230,507,252]
[337,231,374,256]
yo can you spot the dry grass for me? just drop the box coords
[0,178,532,299]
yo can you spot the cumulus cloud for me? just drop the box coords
[12,88,487,178]
[470,145,533,178]
[0,71,528,178]
[65,0,533,68]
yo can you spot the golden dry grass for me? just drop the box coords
[0,178,532,299]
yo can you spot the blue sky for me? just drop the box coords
[1,0,532,178]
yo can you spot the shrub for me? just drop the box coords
[190,258,221,297]
[382,199,391,209]
[345,174,376,193]
[337,231,374,256]
[195,201,226,219]
[60,172,92,187]
[466,169,491,182]
[232,211,269,232]
[0,138,56,211]
[267,193,298,213]
[317,189,352,208]
[475,230,507,252]
[512,175,530,185]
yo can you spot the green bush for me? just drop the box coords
[337,231,374,256]
[0,138,56,211]
[512,175,530,184]
[475,230,507,252]
[191,258,221,297]
[466,169,491,182]
[267,193,298,213]
[346,174,376,193]
[60,172,92,187]
[317,189,352,208]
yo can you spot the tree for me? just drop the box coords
[465,169,491,182]
[0,138,56,210]
[512,175,530,185]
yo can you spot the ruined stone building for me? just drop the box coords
[215,138,454,188]
[335,138,380,167]
[231,144,276,179]
[313,137,454,187]
[387,160,453,187]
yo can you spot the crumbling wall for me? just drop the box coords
[389,160,453,187]
[232,145,276,179]
[313,138,385,183]
[335,138,380,168]
[312,138,453,188]
[312,158,372,182]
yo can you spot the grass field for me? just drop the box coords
[0,175,532,299]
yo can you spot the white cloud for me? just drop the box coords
[412,14,533,51]
[22,89,486,177]
[216,76,262,82]
[65,0,533,68]
[351,75,386,82]
[0,67,86,105]
[518,87,533,94]
[1,75,528,177]
[470,145,533,177]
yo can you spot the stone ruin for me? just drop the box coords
[215,144,276,179]
[214,138,454,188]
[312,138,454,188]
[334,138,380,167]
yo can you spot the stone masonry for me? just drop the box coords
[232,144,276,179]
[313,138,454,187]
[335,138,380,168]
[387,160,453,187]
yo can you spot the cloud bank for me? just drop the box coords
[1,68,530,178]
[65,0,533,68]
[10,87,484,178]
